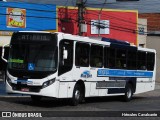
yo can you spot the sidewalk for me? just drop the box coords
[155,82,160,89]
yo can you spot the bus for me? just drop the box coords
[3,31,156,106]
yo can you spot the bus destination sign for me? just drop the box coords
[18,34,51,41]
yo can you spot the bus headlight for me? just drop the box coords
[42,78,55,89]
[6,76,12,86]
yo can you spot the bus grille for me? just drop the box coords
[11,84,42,92]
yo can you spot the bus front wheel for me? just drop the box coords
[70,84,83,106]
[123,84,133,102]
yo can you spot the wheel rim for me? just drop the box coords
[75,90,80,100]
[127,88,132,99]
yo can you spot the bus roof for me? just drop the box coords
[15,31,156,53]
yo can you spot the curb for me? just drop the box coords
[0,95,30,98]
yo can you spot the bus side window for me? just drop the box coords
[137,51,146,70]
[127,50,137,70]
[116,49,127,69]
[104,47,108,68]
[75,42,90,67]
[107,48,116,68]
[147,52,155,71]
[58,40,73,76]
[90,45,103,68]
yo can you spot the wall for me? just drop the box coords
[58,7,138,45]
[138,18,147,47]
[0,2,57,31]
[146,36,160,82]
[0,36,11,46]
[139,13,160,32]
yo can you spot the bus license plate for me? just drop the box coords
[21,88,29,92]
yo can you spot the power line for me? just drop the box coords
[0,13,58,20]
[85,11,159,31]
[0,4,146,29]
[0,2,158,30]
[59,16,147,35]
[58,6,158,32]
[0,5,154,34]
[0,12,134,34]
[0,12,151,35]
[0,5,57,13]
[98,0,107,36]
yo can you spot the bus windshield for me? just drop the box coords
[8,33,58,78]
[8,44,57,71]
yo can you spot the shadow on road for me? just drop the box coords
[0,95,148,108]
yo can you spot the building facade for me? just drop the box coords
[138,18,147,48]
[58,7,138,45]
[0,1,139,72]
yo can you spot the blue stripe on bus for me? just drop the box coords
[97,69,153,78]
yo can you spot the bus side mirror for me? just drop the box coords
[63,49,68,60]
[1,44,9,63]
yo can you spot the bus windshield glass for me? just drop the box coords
[8,33,57,78]
[8,44,57,71]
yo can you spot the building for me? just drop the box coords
[137,18,147,48]
[58,7,138,45]
[0,1,139,46]
[1,0,159,81]
[0,1,57,72]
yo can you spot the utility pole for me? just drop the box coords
[76,0,84,36]
[98,0,107,37]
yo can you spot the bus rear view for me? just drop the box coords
[6,32,58,100]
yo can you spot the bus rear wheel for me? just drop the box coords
[70,84,83,106]
[123,84,133,102]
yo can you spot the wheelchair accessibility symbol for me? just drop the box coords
[28,63,35,71]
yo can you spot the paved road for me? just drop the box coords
[0,88,160,111]
[0,81,160,120]
[0,82,160,119]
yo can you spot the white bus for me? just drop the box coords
[3,31,156,106]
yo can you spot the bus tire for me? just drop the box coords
[70,84,83,106]
[31,95,42,102]
[123,84,133,102]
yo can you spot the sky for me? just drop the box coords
[5,0,160,13]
